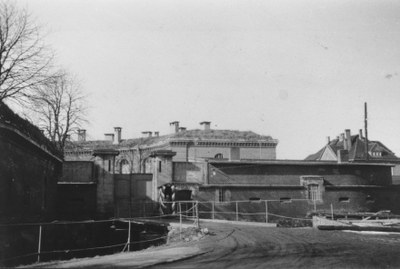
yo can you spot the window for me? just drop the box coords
[307,184,321,201]
[158,160,162,172]
[280,197,292,203]
[215,153,224,159]
[119,159,130,174]
[216,188,224,202]
[249,197,261,203]
[224,190,231,202]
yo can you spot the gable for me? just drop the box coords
[320,146,337,161]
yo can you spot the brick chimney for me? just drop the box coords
[326,136,330,145]
[77,129,86,142]
[142,131,152,137]
[154,131,160,137]
[105,133,114,142]
[200,121,211,131]
[345,129,351,150]
[114,127,122,144]
[359,129,363,140]
[170,121,179,133]
[337,149,349,163]
[339,133,345,142]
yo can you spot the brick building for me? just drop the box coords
[62,121,278,217]
[306,129,400,183]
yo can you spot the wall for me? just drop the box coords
[57,184,97,219]
[61,161,94,182]
[173,162,207,184]
[197,185,400,218]
[171,145,276,161]
[93,155,116,218]
[195,161,400,217]
[209,163,392,186]
[114,174,153,217]
[0,124,62,223]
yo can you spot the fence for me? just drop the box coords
[0,202,201,268]
[116,198,318,224]
[0,218,169,267]
[2,199,321,266]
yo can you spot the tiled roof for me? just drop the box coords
[305,134,400,163]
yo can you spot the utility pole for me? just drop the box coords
[364,102,369,161]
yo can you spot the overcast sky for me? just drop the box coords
[18,0,400,159]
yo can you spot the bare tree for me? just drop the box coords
[0,1,53,102]
[30,70,87,151]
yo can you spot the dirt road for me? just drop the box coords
[154,222,400,269]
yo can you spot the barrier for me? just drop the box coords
[2,199,319,267]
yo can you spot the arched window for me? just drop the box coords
[119,159,130,174]
[214,153,224,159]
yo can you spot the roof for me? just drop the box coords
[65,129,278,151]
[0,101,63,159]
[209,159,394,167]
[305,134,400,163]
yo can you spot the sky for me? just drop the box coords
[16,0,400,159]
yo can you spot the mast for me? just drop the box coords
[364,102,369,161]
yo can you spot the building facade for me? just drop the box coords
[62,121,278,217]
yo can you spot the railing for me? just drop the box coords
[115,198,318,224]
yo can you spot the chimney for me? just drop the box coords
[178,127,187,132]
[77,129,86,142]
[359,129,363,140]
[337,149,349,163]
[154,131,160,137]
[339,133,345,142]
[104,133,114,142]
[114,127,122,144]
[345,129,351,150]
[200,121,211,131]
[142,131,152,137]
[170,121,179,133]
[326,136,330,144]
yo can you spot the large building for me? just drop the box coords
[305,129,400,183]
[62,121,278,217]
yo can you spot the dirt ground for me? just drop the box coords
[24,220,400,268]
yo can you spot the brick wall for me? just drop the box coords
[62,161,94,182]
[0,125,62,223]
[171,145,276,161]
[209,163,392,186]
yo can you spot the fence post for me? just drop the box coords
[127,220,131,252]
[330,203,334,220]
[179,202,182,240]
[265,200,269,223]
[212,201,215,220]
[236,201,239,221]
[37,225,42,263]
[196,201,200,229]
